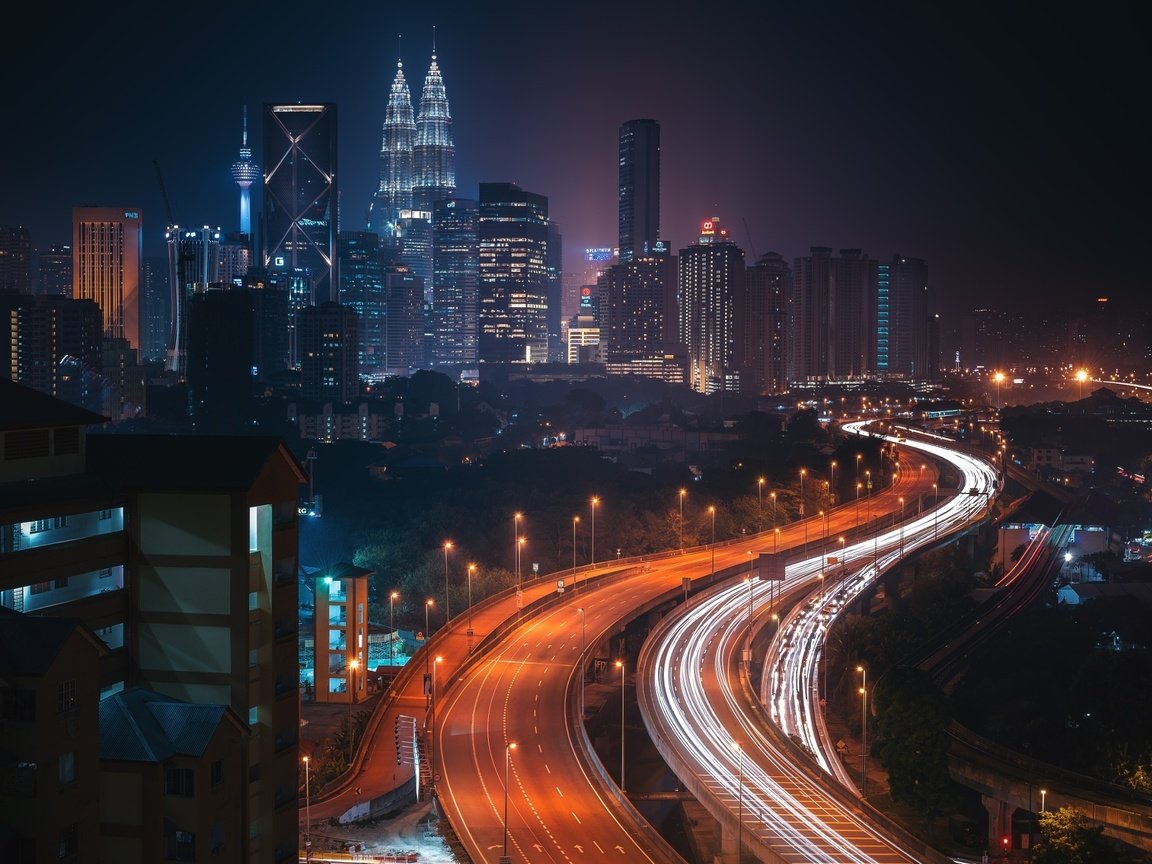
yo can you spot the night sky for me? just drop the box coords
[5,2,1146,326]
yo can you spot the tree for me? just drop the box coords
[871,666,954,820]
[1031,806,1114,864]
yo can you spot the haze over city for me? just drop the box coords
[5,1,1146,324]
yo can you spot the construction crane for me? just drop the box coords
[153,159,177,228]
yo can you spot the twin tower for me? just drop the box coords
[366,42,456,239]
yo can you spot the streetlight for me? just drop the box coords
[856,482,863,527]
[572,515,580,588]
[857,665,868,797]
[616,660,626,792]
[799,468,807,518]
[770,491,777,525]
[513,512,522,574]
[1075,368,1088,401]
[590,496,599,570]
[389,591,399,670]
[757,477,765,532]
[1040,788,1047,812]
[855,452,863,486]
[993,370,1005,408]
[442,540,453,622]
[467,563,476,634]
[430,655,443,792]
[708,506,716,574]
[347,658,359,762]
[516,537,525,589]
[501,742,517,864]
[302,755,312,863]
[933,482,939,538]
[829,460,837,505]
[898,497,905,554]
[678,489,686,551]
[424,600,434,676]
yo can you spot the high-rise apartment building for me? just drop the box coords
[1,293,103,410]
[618,120,660,263]
[263,103,338,303]
[186,286,256,431]
[677,217,744,394]
[787,247,877,383]
[546,220,563,361]
[740,251,790,394]
[367,60,415,239]
[139,256,170,364]
[0,224,32,294]
[598,254,675,363]
[431,198,478,368]
[72,207,142,349]
[299,301,359,404]
[477,183,550,364]
[878,254,934,380]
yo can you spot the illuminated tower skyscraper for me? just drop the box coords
[677,217,744,394]
[72,206,143,349]
[618,119,661,263]
[230,104,260,238]
[367,56,416,239]
[413,37,455,212]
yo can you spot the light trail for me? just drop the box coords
[637,420,1001,862]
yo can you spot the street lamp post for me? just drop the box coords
[1040,788,1047,812]
[708,506,716,574]
[993,371,1005,408]
[829,460,837,505]
[857,665,868,797]
[856,482,863,527]
[757,477,765,532]
[1075,368,1088,401]
[732,741,744,861]
[899,497,905,554]
[302,755,312,863]
[678,489,686,551]
[516,537,525,590]
[389,591,399,670]
[799,468,807,519]
[933,482,939,538]
[467,563,476,634]
[347,658,359,767]
[770,491,777,525]
[572,515,580,589]
[442,541,453,622]
[501,742,517,864]
[424,600,434,676]
[513,512,522,576]
[616,660,626,792]
[590,496,599,570]
[430,655,442,793]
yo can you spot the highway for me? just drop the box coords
[433,425,943,863]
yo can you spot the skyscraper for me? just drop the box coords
[598,255,674,363]
[367,59,416,239]
[72,206,142,350]
[230,104,260,240]
[431,197,478,368]
[299,301,359,404]
[618,119,660,263]
[477,183,550,364]
[165,225,223,379]
[338,231,388,378]
[740,252,790,394]
[787,247,878,383]
[383,263,425,375]
[677,217,744,394]
[0,224,32,294]
[36,243,72,298]
[412,44,455,213]
[263,103,338,303]
[879,254,934,380]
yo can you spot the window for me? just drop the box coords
[2,688,36,722]
[58,823,78,859]
[165,767,195,797]
[57,680,77,714]
[31,582,53,595]
[210,759,223,787]
[166,829,195,861]
[99,568,112,579]
[29,517,65,534]
[58,752,75,786]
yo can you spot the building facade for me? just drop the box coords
[431,198,478,368]
[617,119,660,263]
[677,218,744,394]
[263,103,338,304]
[299,301,359,404]
[740,251,790,395]
[72,207,143,351]
[477,183,550,364]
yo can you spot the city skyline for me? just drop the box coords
[3,2,1145,326]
